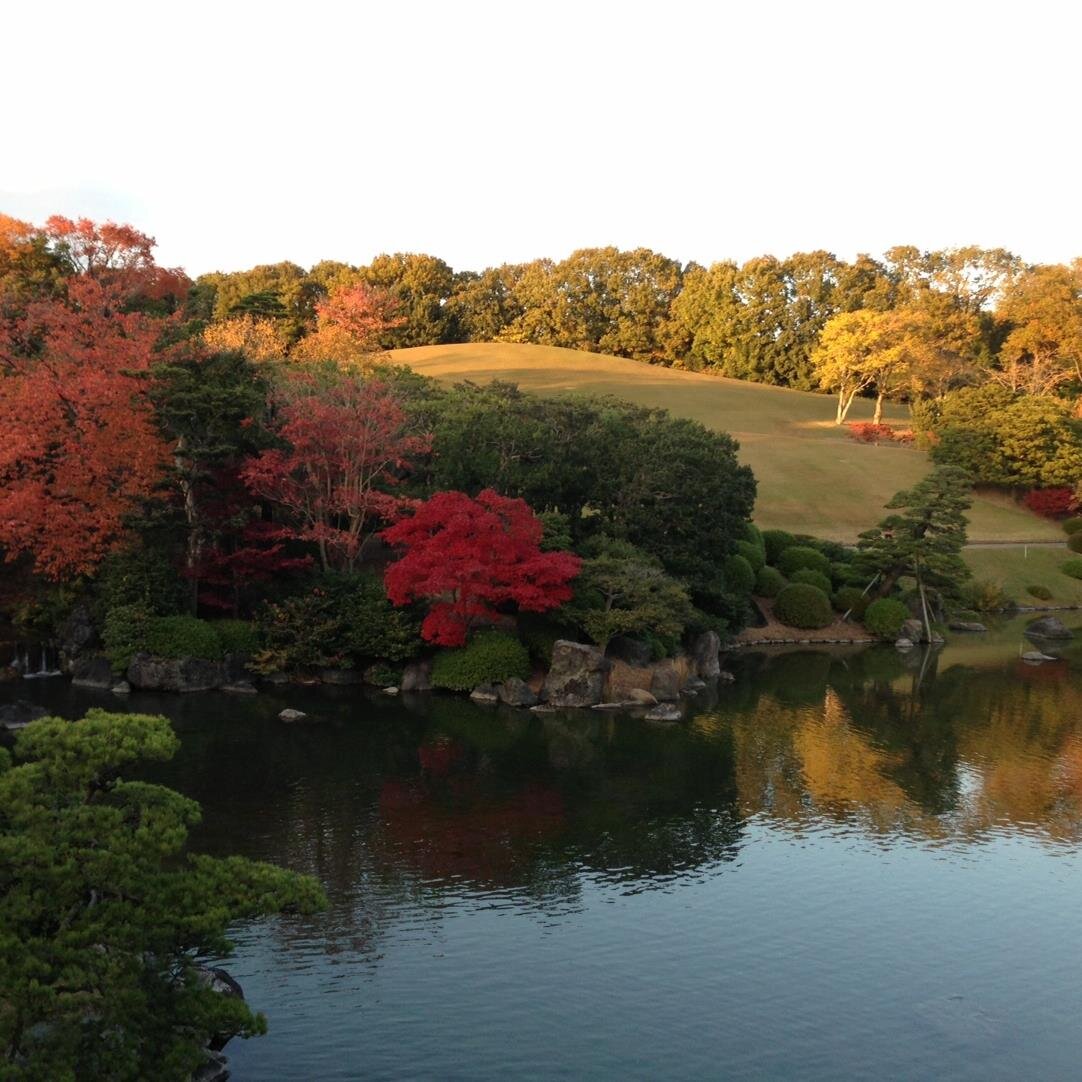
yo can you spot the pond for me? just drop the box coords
[6,617,1082,1080]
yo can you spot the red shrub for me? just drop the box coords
[1023,488,1076,519]
[848,423,896,444]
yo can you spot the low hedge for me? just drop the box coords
[864,598,910,640]
[1026,585,1054,600]
[213,619,262,655]
[144,615,225,661]
[431,631,531,691]
[1062,559,1082,580]
[755,566,787,598]
[773,583,833,629]
[1063,517,1082,536]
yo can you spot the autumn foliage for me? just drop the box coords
[241,371,429,571]
[1023,487,1076,519]
[0,277,171,578]
[382,489,581,646]
[290,283,404,365]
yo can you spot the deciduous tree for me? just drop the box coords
[382,489,581,646]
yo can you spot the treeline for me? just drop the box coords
[175,245,1082,396]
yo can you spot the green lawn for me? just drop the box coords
[963,545,1082,606]
[388,342,1061,544]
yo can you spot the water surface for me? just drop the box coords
[7,618,1082,1080]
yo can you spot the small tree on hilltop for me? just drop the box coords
[382,489,581,646]
[856,466,973,638]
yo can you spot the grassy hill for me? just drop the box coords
[388,342,1060,548]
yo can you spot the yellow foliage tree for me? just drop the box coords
[202,315,289,362]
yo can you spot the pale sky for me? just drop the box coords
[4,0,1079,277]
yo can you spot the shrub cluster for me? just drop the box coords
[1026,584,1053,600]
[777,546,831,577]
[1061,559,1082,580]
[102,608,251,672]
[762,529,795,565]
[863,598,910,640]
[847,423,913,445]
[832,586,869,618]
[431,631,531,691]
[1024,488,1076,519]
[755,566,786,598]
[790,568,833,595]
[723,553,756,594]
[1063,517,1082,536]
[773,583,833,629]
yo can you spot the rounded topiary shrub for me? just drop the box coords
[1069,533,1082,554]
[777,545,832,577]
[773,583,833,629]
[1062,559,1082,580]
[755,566,787,598]
[744,522,765,555]
[145,615,224,660]
[863,598,910,640]
[832,586,869,618]
[1063,517,1082,536]
[1026,584,1054,600]
[724,553,756,593]
[735,540,766,571]
[213,619,262,655]
[431,631,530,691]
[790,568,833,595]
[762,529,796,565]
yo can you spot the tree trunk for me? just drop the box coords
[873,392,884,426]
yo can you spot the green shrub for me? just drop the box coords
[723,553,756,593]
[790,568,832,595]
[744,523,765,555]
[1062,559,1082,580]
[773,583,833,629]
[1026,584,1054,601]
[777,546,832,577]
[830,561,861,587]
[958,578,1012,613]
[102,604,151,673]
[431,631,531,691]
[762,529,795,565]
[832,586,869,618]
[863,598,910,640]
[95,548,185,620]
[254,574,423,674]
[1069,533,1082,554]
[364,663,402,687]
[735,540,766,571]
[144,616,224,661]
[213,619,262,655]
[1063,517,1082,536]
[755,566,787,598]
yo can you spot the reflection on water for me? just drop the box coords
[5,618,1082,1080]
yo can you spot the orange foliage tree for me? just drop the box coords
[0,277,172,578]
[290,283,404,365]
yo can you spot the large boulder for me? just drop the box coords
[650,657,692,702]
[71,655,116,690]
[401,659,433,692]
[604,659,656,703]
[469,684,499,704]
[56,603,97,670]
[541,640,611,707]
[497,677,538,707]
[0,700,49,732]
[901,619,944,645]
[320,668,362,685]
[126,654,224,692]
[691,630,721,679]
[1025,616,1073,640]
[626,687,658,706]
[949,620,987,633]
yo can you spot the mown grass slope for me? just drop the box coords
[387,342,1060,545]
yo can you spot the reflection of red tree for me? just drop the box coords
[377,777,565,886]
[417,739,464,777]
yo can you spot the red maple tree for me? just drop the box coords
[0,276,172,578]
[241,370,429,572]
[382,489,581,646]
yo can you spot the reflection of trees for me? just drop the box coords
[721,647,1082,845]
